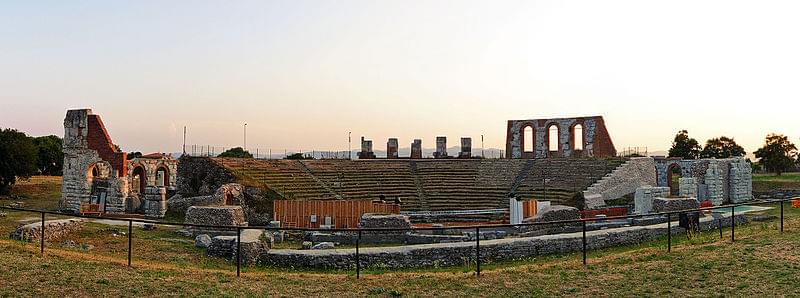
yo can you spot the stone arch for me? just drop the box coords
[666,163,682,196]
[545,122,561,157]
[518,121,536,158]
[155,164,170,187]
[131,165,147,194]
[571,122,585,154]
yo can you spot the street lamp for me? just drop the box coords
[243,123,247,150]
[348,131,352,160]
[481,134,485,158]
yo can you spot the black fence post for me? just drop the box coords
[356,229,361,279]
[236,227,241,277]
[718,218,723,239]
[127,220,132,267]
[582,220,587,265]
[780,200,784,233]
[40,212,45,254]
[667,213,671,253]
[475,226,481,276]
[731,206,735,242]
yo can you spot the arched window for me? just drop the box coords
[548,125,559,152]
[523,126,534,153]
[573,124,583,151]
[156,167,169,187]
[132,166,146,193]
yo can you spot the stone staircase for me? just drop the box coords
[296,160,343,200]
[408,161,430,210]
[582,157,657,208]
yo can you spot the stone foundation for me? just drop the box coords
[634,186,670,214]
[652,197,700,213]
[184,206,247,236]
[9,219,86,242]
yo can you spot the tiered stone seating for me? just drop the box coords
[214,157,625,215]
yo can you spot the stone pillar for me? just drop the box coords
[387,138,399,159]
[678,177,698,198]
[357,136,376,159]
[705,162,725,206]
[459,137,472,158]
[411,139,422,159]
[144,186,167,218]
[434,136,447,158]
[728,158,753,203]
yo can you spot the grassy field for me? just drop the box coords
[752,172,800,193]
[2,177,800,296]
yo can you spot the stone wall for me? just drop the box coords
[582,157,658,207]
[9,219,85,242]
[678,177,698,198]
[261,213,747,269]
[634,186,670,214]
[652,197,700,213]
[506,116,616,159]
[184,206,247,236]
[143,186,167,218]
[655,157,752,205]
[176,156,237,197]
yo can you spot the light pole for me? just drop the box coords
[348,131,352,160]
[481,134,485,158]
[243,123,247,151]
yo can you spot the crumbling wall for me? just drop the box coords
[654,157,751,205]
[506,116,616,159]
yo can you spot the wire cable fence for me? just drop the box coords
[182,145,507,160]
[0,198,796,278]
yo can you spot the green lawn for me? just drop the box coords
[753,173,800,192]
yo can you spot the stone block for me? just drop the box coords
[184,206,247,236]
[634,186,670,214]
[652,197,700,213]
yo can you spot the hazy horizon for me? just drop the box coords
[2,1,799,155]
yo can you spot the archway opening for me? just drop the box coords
[667,164,682,196]
[573,124,583,151]
[523,126,534,153]
[548,125,559,152]
[132,166,146,194]
[156,166,169,187]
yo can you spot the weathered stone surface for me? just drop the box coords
[655,157,752,205]
[302,241,312,249]
[634,186,670,214]
[207,229,270,266]
[261,213,747,269]
[583,157,658,206]
[652,197,700,213]
[184,206,247,236]
[176,156,237,197]
[9,219,85,242]
[311,242,335,250]
[359,213,411,230]
[524,205,580,223]
[678,177,698,198]
[175,229,192,237]
[506,116,616,158]
[195,234,212,248]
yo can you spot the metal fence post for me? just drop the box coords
[356,229,361,279]
[40,212,45,254]
[731,206,735,242]
[582,220,587,265]
[236,227,241,277]
[667,213,671,253]
[780,200,784,233]
[718,218,723,239]
[127,220,132,267]
[476,226,481,276]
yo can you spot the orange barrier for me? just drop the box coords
[522,200,538,218]
[792,199,800,208]
[580,207,628,219]
[273,200,400,229]
[80,203,102,216]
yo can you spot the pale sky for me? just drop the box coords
[1,0,799,155]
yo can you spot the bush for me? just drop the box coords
[0,129,39,194]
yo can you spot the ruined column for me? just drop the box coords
[459,137,472,158]
[144,186,167,218]
[434,136,447,158]
[387,138,399,159]
[357,136,376,159]
[411,139,422,159]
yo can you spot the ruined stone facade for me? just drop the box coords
[410,139,422,159]
[654,157,752,205]
[387,138,399,159]
[60,109,176,217]
[434,136,448,158]
[358,137,376,159]
[506,116,616,159]
[459,137,472,158]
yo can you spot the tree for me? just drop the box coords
[217,147,253,158]
[0,129,39,194]
[754,134,798,176]
[32,135,63,176]
[699,136,745,159]
[668,130,701,159]
[126,152,143,160]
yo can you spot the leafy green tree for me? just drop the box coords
[699,136,745,159]
[32,135,63,176]
[668,130,701,159]
[754,134,798,176]
[218,147,253,158]
[0,129,39,194]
